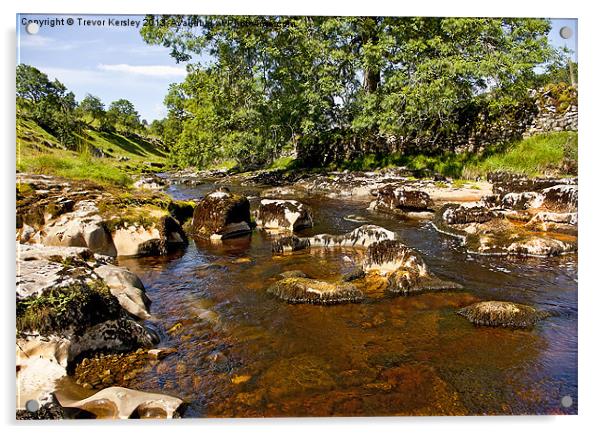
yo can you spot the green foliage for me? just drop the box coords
[141,16,555,168]
[16,64,80,147]
[106,99,142,134]
[77,94,105,125]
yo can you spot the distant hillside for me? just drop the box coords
[17,116,169,186]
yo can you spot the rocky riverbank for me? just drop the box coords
[16,173,193,419]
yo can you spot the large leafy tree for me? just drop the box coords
[77,94,105,125]
[16,64,79,146]
[106,99,142,134]
[141,16,554,167]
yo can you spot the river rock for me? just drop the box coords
[16,243,160,412]
[369,185,434,214]
[57,386,183,419]
[499,192,544,210]
[94,265,151,319]
[192,190,252,240]
[133,175,167,191]
[439,203,494,225]
[487,172,577,195]
[267,277,364,304]
[272,224,397,253]
[541,184,578,211]
[112,215,187,257]
[255,199,313,231]
[42,200,117,257]
[457,301,549,328]
[363,240,462,294]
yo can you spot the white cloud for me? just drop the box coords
[97,63,187,77]
[18,35,94,51]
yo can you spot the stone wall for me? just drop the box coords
[523,85,578,137]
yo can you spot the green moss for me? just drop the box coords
[16,281,120,335]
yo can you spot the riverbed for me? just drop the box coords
[116,180,578,416]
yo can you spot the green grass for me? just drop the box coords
[462,132,577,178]
[16,116,169,186]
[267,156,298,171]
[336,131,577,179]
[18,152,132,186]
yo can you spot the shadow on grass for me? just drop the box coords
[97,131,166,158]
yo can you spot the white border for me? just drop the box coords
[3,1,600,433]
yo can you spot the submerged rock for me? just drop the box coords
[267,277,364,304]
[57,386,183,419]
[255,199,313,231]
[278,270,308,279]
[192,190,252,240]
[457,301,549,328]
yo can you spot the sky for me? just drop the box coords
[17,15,578,122]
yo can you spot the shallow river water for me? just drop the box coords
[117,181,578,417]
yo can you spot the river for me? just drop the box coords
[116,180,578,417]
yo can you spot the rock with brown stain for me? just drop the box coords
[192,190,251,240]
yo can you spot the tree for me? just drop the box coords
[77,94,105,125]
[141,16,555,167]
[106,99,141,134]
[16,64,80,147]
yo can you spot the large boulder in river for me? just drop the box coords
[192,190,252,240]
[57,386,183,419]
[255,199,313,232]
[457,301,549,328]
[369,185,434,215]
[267,277,363,304]
[363,240,462,295]
[111,215,187,257]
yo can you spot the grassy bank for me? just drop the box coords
[336,132,577,179]
[16,118,168,186]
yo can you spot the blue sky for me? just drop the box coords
[17,15,577,122]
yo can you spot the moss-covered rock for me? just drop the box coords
[267,277,364,304]
[457,301,550,328]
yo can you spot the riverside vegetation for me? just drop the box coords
[16,16,578,418]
